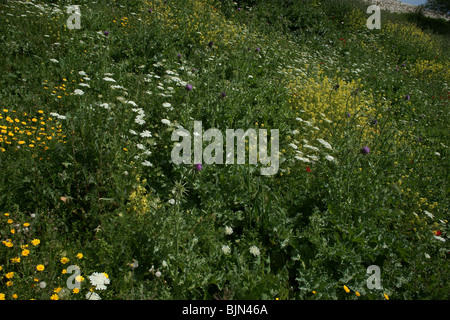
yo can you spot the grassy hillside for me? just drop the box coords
[0,0,448,300]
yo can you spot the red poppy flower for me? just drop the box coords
[306,167,311,172]
[434,230,442,236]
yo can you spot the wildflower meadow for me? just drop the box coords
[0,0,449,302]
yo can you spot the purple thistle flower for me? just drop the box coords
[220,91,226,98]
[186,84,193,91]
[148,8,153,13]
[361,146,370,155]
[104,31,109,36]
[177,53,182,59]
[371,119,378,125]
[208,41,214,48]
[405,94,410,101]
[345,112,351,118]
[256,47,261,52]
[195,163,202,171]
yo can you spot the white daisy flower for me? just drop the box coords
[142,160,153,167]
[424,210,434,219]
[224,226,233,235]
[102,77,116,82]
[140,130,152,138]
[78,71,87,76]
[50,58,59,63]
[135,117,145,125]
[303,144,320,152]
[249,245,260,257]
[74,89,84,95]
[79,83,90,87]
[222,245,231,255]
[163,102,172,108]
[317,139,332,150]
[88,272,110,290]
[161,119,171,125]
[306,155,319,161]
[295,156,310,163]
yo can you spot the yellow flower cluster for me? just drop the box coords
[412,59,450,82]
[0,212,89,299]
[342,285,389,300]
[1,213,44,299]
[43,78,73,100]
[113,16,134,34]
[345,8,367,31]
[383,21,441,57]
[127,175,160,216]
[144,0,249,49]
[0,108,66,154]
[286,69,378,142]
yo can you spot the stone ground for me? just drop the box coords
[364,0,450,20]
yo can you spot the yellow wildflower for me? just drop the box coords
[50,294,59,300]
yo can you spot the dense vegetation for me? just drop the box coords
[0,0,448,300]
